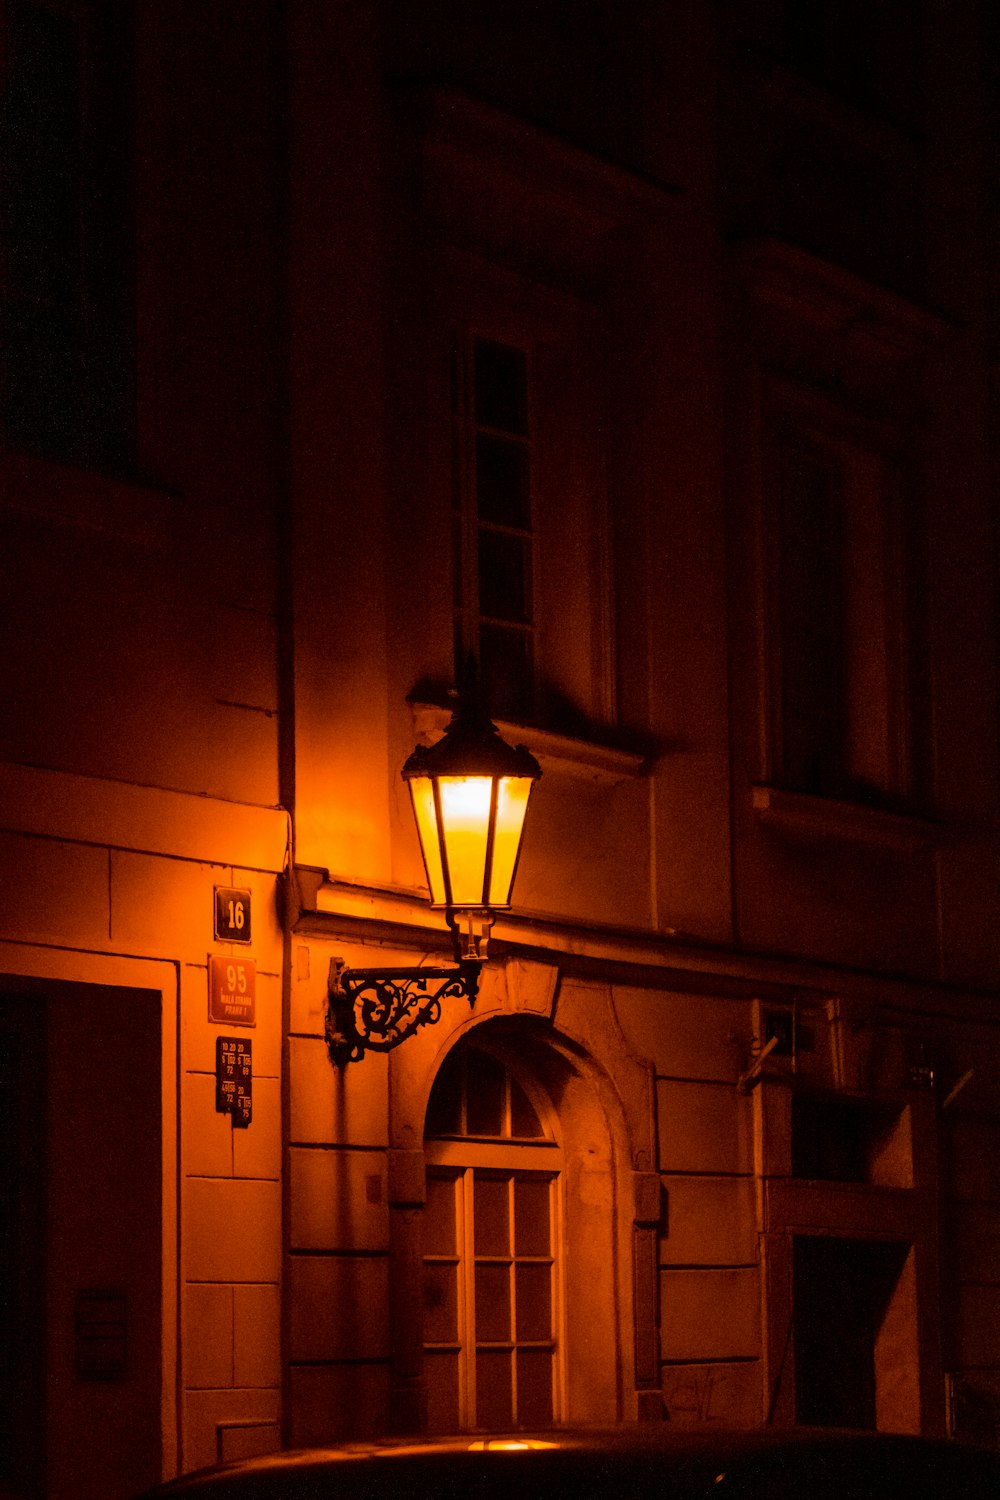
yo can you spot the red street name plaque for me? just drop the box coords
[208,955,256,1025]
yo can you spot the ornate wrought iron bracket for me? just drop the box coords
[325,956,480,1066]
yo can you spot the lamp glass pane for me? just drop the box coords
[408,777,447,905]
[438,775,492,907]
[487,777,532,906]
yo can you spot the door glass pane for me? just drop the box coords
[424,1174,458,1255]
[514,1177,550,1256]
[423,1262,459,1343]
[474,1176,510,1255]
[515,1263,551,1341]
[425,1350,460,1433]
[476,1349,514,1428]
[475,1263,511,1341]
[516,1349,553,1426]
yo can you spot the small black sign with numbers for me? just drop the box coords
[215,886,252,944]
[216,1036,252,1127]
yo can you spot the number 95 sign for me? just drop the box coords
[209,955,256,1026]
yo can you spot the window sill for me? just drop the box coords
[409,701,646,786]
[751,784,939,854]
[1,447,181,550]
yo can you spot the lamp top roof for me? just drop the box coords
[402,702,541,782]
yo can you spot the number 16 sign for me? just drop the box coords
[214,886,252,943]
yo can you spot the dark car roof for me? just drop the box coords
[133,1426,1000,1500]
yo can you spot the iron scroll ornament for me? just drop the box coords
[326,956,479,1066]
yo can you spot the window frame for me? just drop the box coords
[451,325,540,721]
[422,1042,566,1432]
[755,374,915,808]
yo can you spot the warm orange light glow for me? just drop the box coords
[408,776,447,904]
[467,1439,561,1451]
[488,775,533,904]
[438,775,493,907]
[408,769,535,911]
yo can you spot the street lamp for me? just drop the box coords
[326,695,541,1065]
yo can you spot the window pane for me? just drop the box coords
[423,1262,459,1343]
[465,1051,505,1137]
[515,1263,551,1341]
[450,336,461,416]
[479,528,531,624]
[476,1349,514,1428]
[514,1177,550,1256]
[475,1262,511,1342]
[779,444,848,794]
[516,1349,553,1426]
[6,2,81,300]
[452,515,463,607]
[474,1176,510,1256]
[4,0,133,467]
[2,298,82,458]
[474,340,527,434]
[480,627,534,722]
[423,1174,458,1255]
[425,1350,460,1433]
[509,1076,543,1138]
[425,1053,463,1138]
[476,435,530,528]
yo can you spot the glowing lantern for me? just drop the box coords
[403,701,540,941]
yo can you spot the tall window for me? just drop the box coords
[0,0,134,468]
[423,1044,562,1431]
[766,412,911,808]
[451,333,536,721]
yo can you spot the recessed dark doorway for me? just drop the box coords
[0,979,162,1499]
[793,1234,914,1431]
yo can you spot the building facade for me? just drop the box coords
[1,2,998,1495]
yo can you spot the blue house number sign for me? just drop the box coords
[215,886,252,943]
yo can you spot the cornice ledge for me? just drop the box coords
[398,82,677,295]
[403,81,678,226]
[732,237,957,350]
[293,869,1000,1022]
[0,760,289,870]
[0,448,183,550]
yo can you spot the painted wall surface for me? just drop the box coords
[0,3,287,1491]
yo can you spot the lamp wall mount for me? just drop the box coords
[326,955,479,1067]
